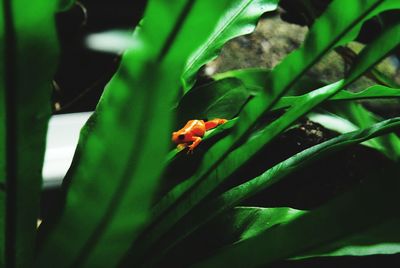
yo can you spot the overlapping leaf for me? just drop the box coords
[141,117,400,266]
[295,218,400,259]
[153,207,306,267]
[138,9,400,261]
[35,0,191,266]
[0,1,59,266]
[37,0,278,267]
[194,165,400,267]
[180,0,279,91]
[222,70,400,159]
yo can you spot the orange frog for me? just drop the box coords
[172,118,227,152]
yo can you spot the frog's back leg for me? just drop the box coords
[205,118,228,130]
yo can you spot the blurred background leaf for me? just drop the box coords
[0,1,59,266]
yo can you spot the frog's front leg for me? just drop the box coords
[188,136,202,153]
[176,143,188,151]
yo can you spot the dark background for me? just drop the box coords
[53,0,399,114]
[53,0,148,113]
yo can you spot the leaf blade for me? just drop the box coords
[35,0,194,266]
[1,1,59,266]
[181,0,279,91]
[193,166,400,268]
[138,3,400,260]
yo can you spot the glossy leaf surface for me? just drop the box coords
[181,0,279,91]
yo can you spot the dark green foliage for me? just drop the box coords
[0,0,399,267]
[195,165,400,267]
[175,78,252,126]
[0,1,59,266]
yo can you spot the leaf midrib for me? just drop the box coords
[183,0,254,78]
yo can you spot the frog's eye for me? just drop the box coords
[178,134,185,140]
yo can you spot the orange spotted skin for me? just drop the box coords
[172,118,227,152]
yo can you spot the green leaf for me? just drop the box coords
[294,218,400,259]
[193,165,400,267]
[135,4,400,260]
[180,0,279,91]
[35,0,195,266]
[223,207,305,242]
[0,1,59,266]
[142,117,400,265]
[215,118,400,213]
[151,207,306,266]
[39,0,278,266]
[175,78,251,126]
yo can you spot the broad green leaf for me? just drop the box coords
[0,1,59,266]
[175,78,251,127]
[142,117,400,265]
[130,80,340,262]
[143,207,306,266]
[39,0,279,267]
[180,0,279,91]
[35,0,193,266]
[215,118,400,213]
[294,218,400,259]
[193,166,400,267]
[230,0,400,151]
[135,11,400,260]
[225,207,305,242]
[152,207,306,266]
